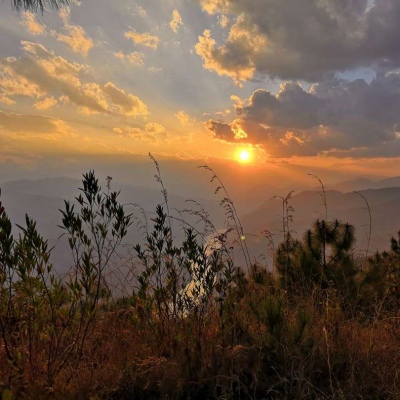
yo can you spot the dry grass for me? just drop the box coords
[3,277,400,399]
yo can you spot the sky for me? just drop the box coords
[1,0,400,188]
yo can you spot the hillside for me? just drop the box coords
[242,187,400,256]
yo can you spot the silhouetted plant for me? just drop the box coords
[277,219,357,296]
[133,205,228,351]
[360,231,400,314]
[11,0,69,12]
[354,191,372,270]
[199,165,252,270]
[58,170,131,374]
[0,196,72,391]
[273,191,295,287]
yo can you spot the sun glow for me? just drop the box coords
[238,149,251,163]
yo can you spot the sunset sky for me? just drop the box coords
[1,0,400,186]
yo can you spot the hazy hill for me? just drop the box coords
[242,187,400,257]
[230,183,283,213]
[318,176,400,193]
[2,176,400,273]
[0,177,226,274]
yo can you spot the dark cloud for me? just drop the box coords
[206,120,235,141]
[207,73,400,157]
[198,0,400,82]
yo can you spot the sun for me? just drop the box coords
[238,149,251,163]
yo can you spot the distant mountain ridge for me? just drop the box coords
[242,187,400,257]
[1,175,400,272]
[0,177,224,274]
[314,175,400,193]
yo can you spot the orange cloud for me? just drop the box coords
[175,110,190,125]
[0,94,15,105]
[218,15,230,28]
[170,10,183,33]
[125,30,160,49]
[113,123,169,144]
[21,11,46,36]
[0,110,69,137]
[55,25,94,56]
[102,82,148,116]
[33,97,58,110]
[114,51,144,66]
[0,42,149,117]
[200,0,230,14]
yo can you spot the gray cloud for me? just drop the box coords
[198,0,400,82]
[207,73,400,157]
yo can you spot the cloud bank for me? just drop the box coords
[207,73,400,157]
[198,0,400,82]
[0,41,148,117]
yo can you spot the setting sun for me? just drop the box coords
[239,150,251,162]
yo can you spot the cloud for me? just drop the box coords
[33,97,58,110]
[145,122,166,134]
[198,0,400,82]
[206,120,234,141]
[21,11,46,36]
[113,122,169,144]
[125,30,160,49]
[214,109,231,116]
[0,110,68,136]
[148,66,162,73]
[218,15,230,28]
[206,73,400,157]
[0,41,148,117]
[59,6,70,24]
[53,7,93,56]
[0,94,16,105]
[195,29,256,85]
[169,9,183,33]
[55,25,94,56]
[175,110,190,125]
[114,51,144,66]
[200,0,229,14]
[133,4,147,17]
[102,82,148,116]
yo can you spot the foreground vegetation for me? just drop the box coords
[1,169,400,399]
